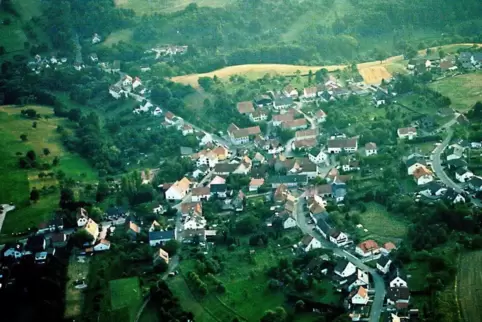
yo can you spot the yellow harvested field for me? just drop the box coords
[358,66,392,85]
[170,43,482,87]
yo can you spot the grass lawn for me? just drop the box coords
[64,255,90,319]
[405,261,430,292]
[358,202,408,242]
[0,12,29,53]
[114,0,234,15]
[109,277,142,322]
[103,29,134,47]
[457,251,482,322]
[429,72,482,112]
[0,105,97,234]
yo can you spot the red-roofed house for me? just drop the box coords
[302,87,317,100]
[282,118,307,131]
[272,113,294,126]
[227,123,261,145]
[315,110,327,123]
[355,240,380,257]
[381,242,397,254]
[191,187,211,202]
[249,178,265,192]
[237,101,255,114]
[397,127,417,140]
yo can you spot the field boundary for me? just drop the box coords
[455,253,464,322]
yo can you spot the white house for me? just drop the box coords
[308,148,328,164]
[250,109,268,122]
[406,156,426,175]
[122,75,133,87]
[93,239,111,252]
[334,260,357,277]
[77,208,89,227]
[300,235,322,252]
[327,137,358,154]
[181,124,194,136]
[132,77,142,89]
[191,187,211,202]
[397,127,417,140]
[199,133,213,146]
[283,85,298,98]
[280,214,297,229]
[350,286,369,305]
[183,215,206,230]
[109,86,126,99]
[413,165,434,185]
[315,110,327,123]
[455,168,474,183]
[348,269,370,291]
[92,33,101,44]
[377,256,392,275]
[165,177,191,200]
[390,271,408,288]
[355,240,380,257]
[302,87,317,100]
[152,107,163,116]
[365,142,377,156]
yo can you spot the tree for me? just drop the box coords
[68,108,82,122]
[438,49,446,59]
[30,188,40,202]
[0,46,5,56]
[295,300,305,312]
[43,148,51,156]
[236,215,260,234]
[20,134,28,141]
[71,229,92,247]
[198,77,214,91]
[163,239,180,255]
[26,150,36,161]
[52,156,60,166]
[151,85,172,105]
[260,307,287,322]
[32,121,37,128]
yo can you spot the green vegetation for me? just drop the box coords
[65,255,90,319]
[429,72,482,112]
[358,203,408,241]
[109,277,142,322]
[0,105,97,234]
[457,251,482,322]
[115,0,234,15]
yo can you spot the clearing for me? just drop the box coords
[429,72,482,112]
[458,251,482,322]
[358,65,392,85]
[0,105,97,234]
[357,202,408,242]
[64,255,90,319]
[109,277,142,322]
[114,0,233,15]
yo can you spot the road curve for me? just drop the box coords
[431,130,463,193]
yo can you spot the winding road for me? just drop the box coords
[294,199,386,322]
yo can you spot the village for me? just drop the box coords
[2,41,482,322]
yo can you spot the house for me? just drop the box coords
[272,111,295,126]
[253,152,266,164]
[109,85,126,99]
[342,161,360,172]
[165,177,191,200]
[413,165,434,185]
[283,85,298,98]
[237,101,255,114]
[315,110,327,123]
[269,175,308,188]
[213,163,239,176]
[284,158,318,179]
[209,175,226,186]
[227,123,261,145]
[406,156,427,175]
[125,220,141,239]
[273,95,293,110]
[365,142,377,156]
[346,269,370,291]
[92,33,101,44]
[314,212,349,245]
[445,188,466,204]
[332,181,347,203]
[269,211,297,229]
[389,270,408,288]
[84,219,99,244]
[250,109,269,122]
[440,60,457,72]
[282,118,308,131]
[376,256,392,274]
[446,158,467,170]
[308,148,328,165]
[446,145,465,161]
[381,242,397,255]
[293,138,317,150]
[25,235,46,254]
[164,111,177,125]
[122,75,133,87]
[149,220,161,232]
[468,176,482,191]
[153,248,169,265]
[295,129,317,141]
[2,243,23,259]
[183,212,206,230]
[302,87,317,100]
[50,233,68,248]
[149,230,175,246]
[420,180,446,196]
[471,53,482,67]
[455,168,474,183]
[132,77,142,89]
[89,53,98,63]
[191,187,211,202]
[199,132,213,146]
[458,52,472,64]
[273,184,289,203]
[181,124,194,136]
[387,287,410,309]
[232,190,246,212]
[249,178,265,192]
[180,202,202,217]
[152,107,163,116]
[210,183,228,198]
[327,137,358,153]
[181,229,207,244]
[397,127,417,140]
[93,239,111,252]
[334,260,357,277]
[355,240,380,257]
[300,235,322,252]
[254,94,273,108]
[349,286,369,305]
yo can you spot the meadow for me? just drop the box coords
[0,105,97,234]
[114,0,234,15]
[109,277,142,322]
[357,202,408,242]
[458,251,482,322]
[429,72,482,112]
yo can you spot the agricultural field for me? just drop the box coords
[109,277,142,322]
[429,72,482,112]
[114,0,234,15]
[0,105,97,234]
[458,251,482,322]
[358,66,392,85]
[357,202,408,242]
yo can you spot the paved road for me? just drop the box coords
[0,204,15,233]
[295,199,385,322]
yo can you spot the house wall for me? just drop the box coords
[416,175,434,185]
[283,218,297,229]
[305,239,322,252]
[329,232,348,246]
[365,149,377,156]
[352,294,369,305]
[328,147,342,154]
[390,277,408,288]
[336,262,357,277]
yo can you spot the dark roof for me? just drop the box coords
[149,230,175,241]
[315,211,340,237]
[106,207,126,216]
[387,287,410,302]
[444,188,462,202]
[25,235,46,252]
[274,95,293,106]
[214,163,238,174]
[334,259,351,274]
[377,256,391,267]
[180,146,194,155]
[469,176,482,188]
[446,158,467,168]
[210,183,227,193]
[389,267,407,283]
[423,181,444,194]
[270,175,308,184]
[456,168,470,175]
[406,156,426,168]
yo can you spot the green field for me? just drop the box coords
[102,29,134,47]
[109,277,142,322]
[458,251,482,322]
[358,202,408,242]
[0,105,97,234]
[429,72,482,112]
[115,0,234,15]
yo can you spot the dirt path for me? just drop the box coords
[171,43,482,87]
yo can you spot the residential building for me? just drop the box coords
[272,112,294,127]
[389,270,408,288]
[445,188,466,204]
[153,248,169,265]
[455,168,474,183]
[254,94,273,108]
[268,211,297,229]
[84,219,99,244]
[269,175,308,188]
[250,109,269,122]
[380,242,397,255]
[468,176,482,191]
[386,287,410,310]
[327,137,358,153]
[93,239,111,252]
[132,77,142,90]
[210,183,228,198]
[293,138,317,150]
[413,165,434,185]
[25,236,46,254]
[209,175,226,186]
[313,211,349,246]
[237,101,255,114]
[300,235,322,252]
[149,230,175,246]
[377,256,392,274]
[109,85,126,99]
[355,240,380,257]
[397,127,417,140]
[302,87,317,100]
[273,95,293,110]
[149,220,161,232]
[227,123,261,145]
[308,147,328,164]
[349,286,369,305]
[125,220,141,239]
[249,178,265,192]
[295,129,317,141]
[213,163,238,175]
[181,124,194,136]
[50,233,68,248]
[334,260,357,277]
[315,109,327,123]
[283,85,298,98]
[342,161,360,172]
[282,118,308,131]
[406,156,427,175]
[165,177,191,200]
[191,187,211,202]
[365,142,377,156]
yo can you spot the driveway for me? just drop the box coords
[0,204,15,233]
[294,199,386,322]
